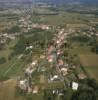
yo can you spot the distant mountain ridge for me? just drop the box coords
[0,0,98,6]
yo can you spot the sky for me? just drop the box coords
[0,0,98,5]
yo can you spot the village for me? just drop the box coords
[0,13,98,95]
[17,27,87,97]
[0,4,98,100]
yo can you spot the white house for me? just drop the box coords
[72,82,79,91]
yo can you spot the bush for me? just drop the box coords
[70,35,90,43]
[5,26,21,33]
[0,57,6,64]
[15,86,26,97]
[0,43,4,50]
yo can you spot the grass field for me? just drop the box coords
[0,13,18,32]
[38,11,98,26]
[0,79,23,100]
[0,39,28,79]
[0,79,43,100]
[69,45,92,55]
[0,39,18,58]
[79,54,98,81]
[69,42,98,81]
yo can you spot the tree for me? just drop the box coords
[5,26,21,33]
[71,78,98,100]
[91,44,98,54]
[91,38,98,54]
[86,78,98,89]
[71,89,96,100]
[43,90,54,100]
[0,43,4,50]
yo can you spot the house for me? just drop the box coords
[31,60,37,67]
[53,75,59,79]
[72,82,79,91]
[78,73,87,80]
[25,67,34,76]
[61,68,68,76]
[58,59,64,67]
[57,50,63,56]
[32,86,39,94]
[47,55,54,63]
[56,40,60,44]
[50,75,59,82]
[26,45,33,50]
[40,55,45,59]
[19,79,28,90]
[47,45,55,54]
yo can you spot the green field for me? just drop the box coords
[0,13,18,32]
[36,11,98,26]
[0,39,27,79]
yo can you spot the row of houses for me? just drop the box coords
[46,28,87,91]
[19,16,50,33]
[18,60,38,93]
[0,33,18,44]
